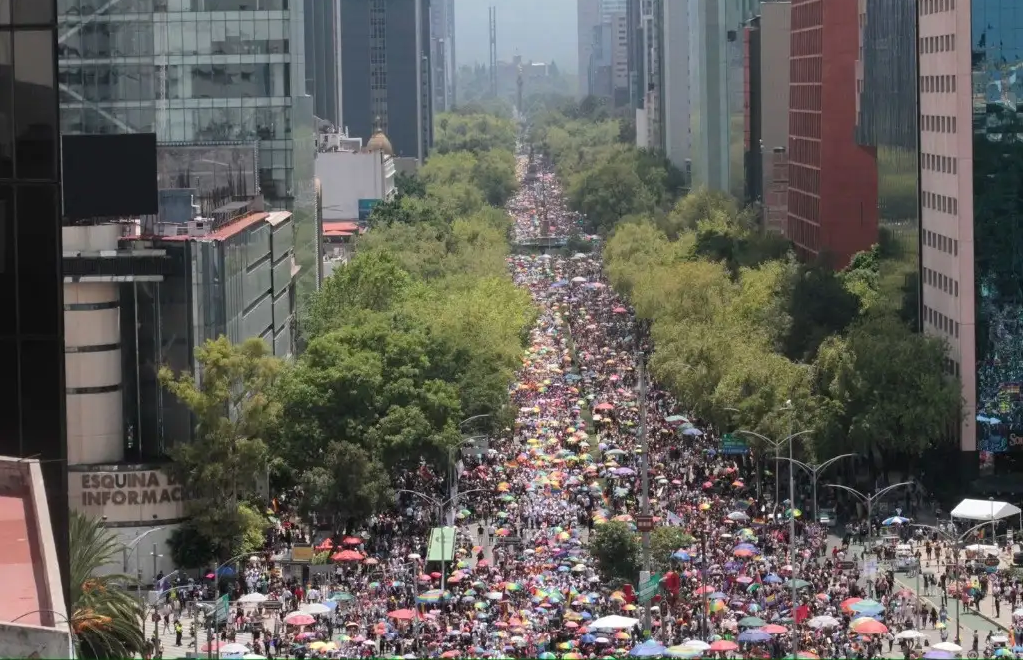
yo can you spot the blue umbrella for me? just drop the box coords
[630,640,668,657]
[763,574,782,584]
[709,592,727,600]
[882,516,910,525]
[672,551,692,561]
[682,428,704,436]
[737,630,771,643]
[733,543,759,553]
[580,634,597,644]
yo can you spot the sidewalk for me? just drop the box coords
[146,610,257,659]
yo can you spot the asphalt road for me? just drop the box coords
[826,532,1004,659]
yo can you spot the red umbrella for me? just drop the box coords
[594,403,614,411]
[332,549,363,562]
[342,536,363,546]
[387,608,417,620]
[613,307,628,313]
[709,640,738,652]
[760,624,788,634]
[315,538,334,551]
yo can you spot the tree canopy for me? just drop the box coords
[269,112,534,534]
[603,188,962,468]
[526,102,685,234]
[159,337,280,561]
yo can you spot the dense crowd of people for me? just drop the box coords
[170,153,1020,660]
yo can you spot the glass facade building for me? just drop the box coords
[55,0,319,300]
[855,0,920,325]
[0,0,70,592]
[686,0,759,199]
[972,0,1023,459]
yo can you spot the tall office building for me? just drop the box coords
[786,0,877,268]
[430,0,455,113]
[56,0,320,300]
[340,0,432,162]
[854,0,919,313]
[577,0,600,98]
[305,0,342,125]
[686,0,759,198]
[661,0,689,170]
[634,0,662,151]
[918,0,1023,471]
[0,0,70,593]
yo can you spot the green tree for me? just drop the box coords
[649,527,695,574]
[159,337,280,560]
[811,313,962,461]
[590,521,641,586]
[569,159,655,233]
[167,521,217,569]
[305,252,414,337]
[70,510,145,659]
[298,441,393,536]
[783,264,862,361]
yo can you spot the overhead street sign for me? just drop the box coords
[636,514,655,533]
[638,571,662,604]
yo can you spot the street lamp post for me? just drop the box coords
[122,525,168,635]
[735,413,810,658]
[637,353,652,635]
[824,482,914,548]
[397,488,487,595]
[773,453,857,522]
[913,521,993,644]
[734,429,814,517]
[209,551,257,659]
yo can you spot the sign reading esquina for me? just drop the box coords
[79,471,186,507]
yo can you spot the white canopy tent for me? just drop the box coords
[950,498,1022,521]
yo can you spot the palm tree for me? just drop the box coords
[69,510,146,659]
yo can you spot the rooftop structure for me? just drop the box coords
[0,457,72,659]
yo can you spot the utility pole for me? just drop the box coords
[638,352,652,635]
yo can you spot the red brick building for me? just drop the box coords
[787,0,877,269]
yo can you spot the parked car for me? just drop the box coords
[818,508,837,527]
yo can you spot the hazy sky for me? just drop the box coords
[454,0,577,71]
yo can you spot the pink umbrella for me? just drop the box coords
[284,612,316,626]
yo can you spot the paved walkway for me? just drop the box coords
[823,531,1008,657]
[146,609,258,659]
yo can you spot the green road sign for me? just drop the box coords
[637,572,662,604]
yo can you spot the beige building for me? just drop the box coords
[918,0,975,450]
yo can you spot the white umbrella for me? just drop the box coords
[726,511,750,521]
[571,276,587,283]
[932,642,962,652]
[589,615,641,630]
[219,643,249,655]
[806,615,840,629]
[301,602,331,615]
[683,640,711,651]
[964,543,999,555]
[894,630,925,640]
[237,592,267,604]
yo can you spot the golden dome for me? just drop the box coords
[365,116,394,156]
